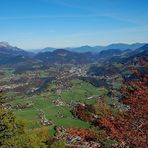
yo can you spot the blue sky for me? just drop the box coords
[0,0,148,49]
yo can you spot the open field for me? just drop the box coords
[4,79,108,134]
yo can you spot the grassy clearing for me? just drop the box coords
[61,79,108,103]
[13,93,91,133]
[9,79,108,134]
[14,108,40,128]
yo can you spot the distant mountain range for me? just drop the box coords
[38,43,146,53]
[0,42,32,65]
[0,42,27,55]
[35,49,95,64]
[35,44,148,64]
[0,41,147,65]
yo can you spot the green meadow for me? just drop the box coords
[6,79,108,135]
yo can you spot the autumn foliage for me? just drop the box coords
[73,58,148,147]
[102,60,148,146]
[67,128,97,140]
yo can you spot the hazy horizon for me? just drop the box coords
[1,41,147,51]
